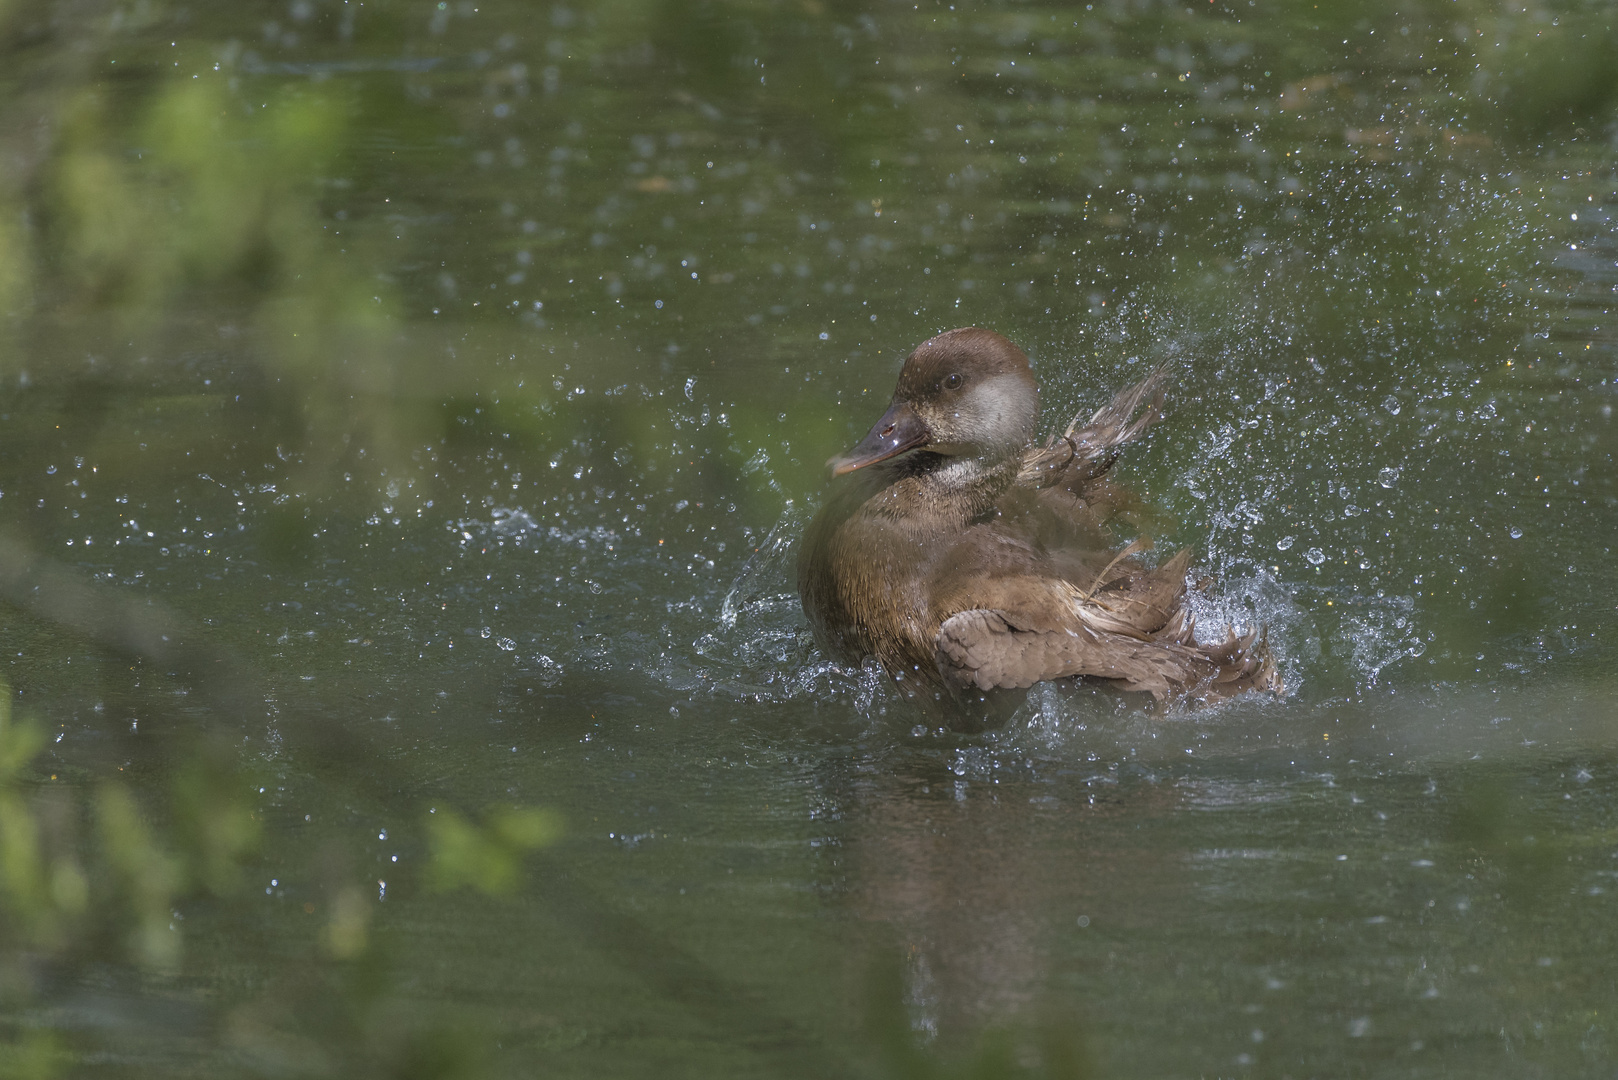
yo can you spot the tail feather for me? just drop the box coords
[1196,626,1278,696]
[1151,606,1196,646]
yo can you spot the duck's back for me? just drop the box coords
[798,455,1144,680]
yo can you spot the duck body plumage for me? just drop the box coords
[797,327,1275,701]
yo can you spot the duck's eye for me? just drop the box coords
[943,373,963,390]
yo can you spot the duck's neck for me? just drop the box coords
[905,450,1019,522]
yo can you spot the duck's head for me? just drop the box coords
[829,327,1039,477]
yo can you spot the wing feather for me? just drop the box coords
[1015,364,1171,491]
[933,555,1278,701]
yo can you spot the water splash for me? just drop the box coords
[1342,595,1428,687]
[719,500,807,629]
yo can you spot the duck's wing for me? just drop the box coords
[936,605,1204,699]
[1016,364,1170,492]
[1084,546,1193,638]
[931,564,1276,701]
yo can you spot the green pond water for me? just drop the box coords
[1,0,1616,1076]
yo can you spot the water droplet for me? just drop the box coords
[1381,395,1400,416]
[1276,535,1295,551]
[1305,547,1326,565]
[1377,466,1401,488]
[1508,526,1523,539]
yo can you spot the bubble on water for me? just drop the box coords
[1377,466,1401,488]
[1508,525,1523,539]
[1276,536,1295,551]
[532,655,564,686]
[1305,547,1326,565]
[1381,396,1400,416]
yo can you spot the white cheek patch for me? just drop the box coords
[933,374,1036,452]
[974,374,1035,431]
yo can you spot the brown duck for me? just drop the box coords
[797,327,1276,700]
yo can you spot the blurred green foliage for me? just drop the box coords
[0,669,563,1075]
[0,679,266,969]
[0,1029,66,1080]
[0,693,80,948]
[49,80,345,314]
[425,805,563,896]
[39,75,419,484]
[1483,10,1618,138]
[94,782,185,967]
[0,211,26,325]
[170,754,262,898]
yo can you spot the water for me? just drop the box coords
[1,1,1616,1076]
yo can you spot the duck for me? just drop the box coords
[797,326,1276,701]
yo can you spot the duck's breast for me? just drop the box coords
[799,476,943,671]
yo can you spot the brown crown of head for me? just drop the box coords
[894,327,1037,414]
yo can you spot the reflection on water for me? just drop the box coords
[1,0,1616,1076]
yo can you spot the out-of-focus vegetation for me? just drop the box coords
[1,0,1615,1075]
[0,684,206,969]
[0,672,563,1077]
[426,804,562,896]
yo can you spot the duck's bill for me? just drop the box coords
[828,401,930,476]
